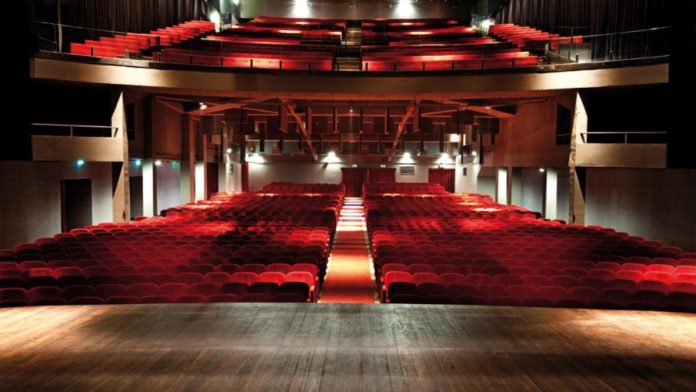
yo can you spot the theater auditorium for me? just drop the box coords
[2,0,695,389]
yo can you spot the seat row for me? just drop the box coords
[387,285,696,313]
[0,185,345,307]
[365,187,695,312]
[70,20,214,57]
[489,23,583,53]
[0,284,310,307]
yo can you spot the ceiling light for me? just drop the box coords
[226,148,233,154]
[199,102,207,110]
[134,159,142,166]
[539,168,546,173]
[155,160,162,166]
[76,159,85,167]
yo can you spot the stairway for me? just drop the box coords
[345,26,362,46]
[335,25,362,71]
[319,197,377,303]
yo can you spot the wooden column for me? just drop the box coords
[110,90,130,222]
[569,92,588,224]
[187,115,196,202]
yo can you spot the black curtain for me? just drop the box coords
[497,0,671,35]
[341,168,368,197]
[428,169,455,193]
[61,0,209,33]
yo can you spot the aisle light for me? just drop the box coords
[324,150,340,164]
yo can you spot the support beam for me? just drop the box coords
[285,104,318,161]
[279,105,288,133]
[187,102,241,116]
[245,106,278,115]
[142,159,157,216]
[467,105,515,119]
[156,99,185,114]
[386,105,416,162]
[440,99,515,119]
[496,167,509,205]
[187,116,197,202]
[510,168,522,206]
[200,135,209,200]
[421,108,459,117]
[111,90,130,222]
[544,168,558,219]
[569,92,588,224]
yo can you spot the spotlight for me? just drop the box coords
[76,159,85,167]
[327,151,337,159]
[349,107,354,113]
[226,147,233,154]
[155,160,162,166]
[351,163,358,168]
[199,102,207,110]
[539,168,546,173]
[380,164,386,168]
[134,159,142,166]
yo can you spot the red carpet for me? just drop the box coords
[320,197,378,303]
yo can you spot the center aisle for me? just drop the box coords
[319,197,378,303]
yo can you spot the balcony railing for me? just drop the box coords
[31,123,118,138]
[578,131,667,144]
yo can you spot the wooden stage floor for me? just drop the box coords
[1,304,695,391]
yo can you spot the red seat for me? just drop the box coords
[128,283,160,297]
[159,283,190,298]
[208,294,240,303]
[62,285,97,299]
[188,282,220,296]
[69,296,106,305]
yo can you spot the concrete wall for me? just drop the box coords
[477,167,497,199]
[519,168,545,214]
[152,99,183,159]
[248,161,342,191]
[557,169,570,222]
[492,98,571,168]
[129,159,181,215]
[395,164,430,184]
[157,161,182,212]
[0,161,113,248]
[585,168,696,251]
[455,163,481,194]
[247,158,454,192]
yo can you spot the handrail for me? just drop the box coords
[577,131,667,144]
[33,20,177,36]
[553,26,670,42]
[31,123,119,138]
